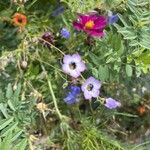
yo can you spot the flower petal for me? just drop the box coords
[63,55,72,64]
[76,62,86,72]
[72,53,82,62]
[91,89,100,98]
[83,91,92,100]
[78,14,91,24]
[93,16,107,30]
[62,63,70,74]
[86,30,105,37]
[73,22,83,30]
[70,70,81,78]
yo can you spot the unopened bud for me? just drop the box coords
[21,61,28,69]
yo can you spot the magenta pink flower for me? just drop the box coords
[73,14,107,37]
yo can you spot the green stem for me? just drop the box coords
[46,73,63,120]
[39,38,65,55]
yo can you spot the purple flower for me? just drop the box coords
[60,28,70,39]
[104,98,121,109]
[51,6,65,17]
[64,86,81,104]
[62,54,86,78]
[73,14,107,37]
[70,86,81,95]
[41,32,54,48]
[81,77,101,100]
[108,11,118,24]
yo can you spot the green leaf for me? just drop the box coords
[89,52,100,65]
[0,103,8,118]
[7,100,16,111]
[6,83,13,99]
[98,65,109,81]
[16,139,27,150]
[126,64,133,77]
[11,129,23,142]
[1,122,18,137]
[13,83,21,101]
[92,68,99,78]
[0,133,12,150]
[115,25,137,40]
[0,117,14,130]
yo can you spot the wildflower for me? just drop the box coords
[60,28,70,39]
[108,11,118,24]
[70,86,81,95]
[62,54,86,78]
[64,86,81,104]
[138,106,145,115]
[104,98,121,109]
[81,77,101,100]
[41,32,54,48]
[12,13,27,27]
[73,14,107,37]
[51,5,65,17]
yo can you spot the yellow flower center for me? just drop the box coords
[85,20,94,29]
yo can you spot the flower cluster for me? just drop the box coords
[62,53,121,109]
[10,10,121,109]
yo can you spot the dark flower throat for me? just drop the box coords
[69,62,76,70]
[87,84,94,91]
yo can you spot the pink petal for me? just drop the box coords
[73,22,83,30]
[86,30,105,37]
[78,14,91,24]
[93,16,107,30]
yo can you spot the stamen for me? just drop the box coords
[85,20,94,29]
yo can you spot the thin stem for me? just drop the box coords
[89,100,94,115]
[41,64,63,120]
[39,38,65,55]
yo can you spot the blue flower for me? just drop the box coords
[108,14,119,25]
[51,6,65,17]
[64,86,81,104]
[70,86,80,95]
[60,28,70,39]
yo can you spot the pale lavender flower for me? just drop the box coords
[62,54,86,78]
[81,77,101,99]
[105,98,121,109]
